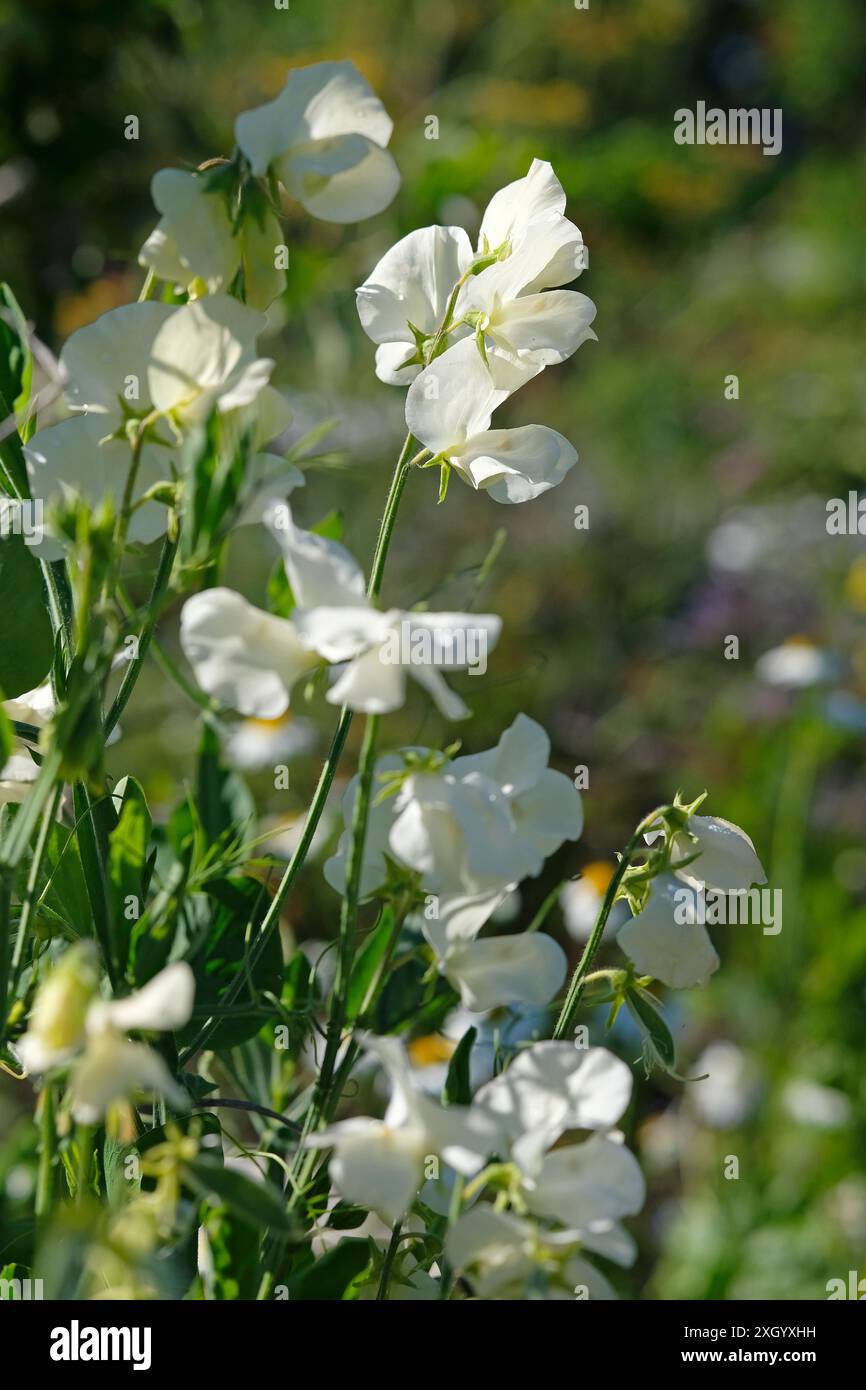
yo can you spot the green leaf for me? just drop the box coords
[177,874,283,1050]
[442,1025,476,1106]
[289,1238,372,1300]
[0,699,12,769]
[184,1153,295,1233]
[625,986,677,1074]
[0,534,54,696]
[346,904,395,1022]
[312,509,344,541]
[266,557,295,617]
[0,283,33,428]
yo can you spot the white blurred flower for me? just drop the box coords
[309,1034,498,1224]
[755,639,833,689]
[222,711,316,772]
[17,955,195,1123]
[689,1041,759,1129]
[783,1078,852,1131]
[561,861,626,943]
[235,61,400,224]
[406,337,578,503]
[139,168,287,310]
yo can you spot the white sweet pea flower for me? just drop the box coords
[477,159,585,290]
[86,961,195,1036]
[309,1035,497,1224]
[457,230,597,382]
[473,1042,633,1175]
[446,1207,617,1300]
[3,680,56,729]
[661,814,767,893]
[356,226,474,384]
[235,61,400,224]
[326,713,584,904]
[139,168,286,310]
[25,296,282,541]
[15,943,101,1074]
[181,504,500,720]
[433,931,567,1014]
[180,588,320,719]
[523,1132,646,1232]
[617,873,720,989]
[16,952,195,1108]
[406,337,577,503]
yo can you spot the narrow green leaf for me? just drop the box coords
[442,1025,476,1106]
[184,1153,295,1233]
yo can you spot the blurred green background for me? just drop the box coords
[2,0,866,1299]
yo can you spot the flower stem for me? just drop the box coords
[105,522,180,737]
[376,1220,403,1300]
[552,805,671,1040]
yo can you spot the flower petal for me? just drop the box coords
[180,587,317,717]
[617,874,720,989]
[441,932,567,1013]
[356,225,474,345]
[405,337,505,455]
[454,423,577,504]
[89,962,195,1035]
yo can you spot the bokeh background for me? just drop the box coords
[2,0,866,1298]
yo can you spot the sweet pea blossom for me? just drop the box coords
[617,873,720,989]
[405,337,577,503]
[470,1043,645,1262]
[325,716,581,1010]
[25,296,288,541]
[327,713,584,900]
[356,226,474,385]
[309,1035,497,1225]
[618,815,767,989]
[446,1207,617,1301]
[476,158,586,288]
[180,505,500,719]
[356,159,591,387]
[235,61,400,224]
[662,814,767,893]
[457,231,597,384]
[139,168,286,310]
[16,954,194,1121]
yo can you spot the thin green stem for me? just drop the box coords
[552,805,671,1040]
[6,784,62,1007]
[376,1220,403,1301]
[105,523,180,737]
[75,1123,95,1204]
[313,713,380,1113]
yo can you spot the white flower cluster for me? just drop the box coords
[359,158,596,502]
[326,714,584,1011]
[314,1034,644,1300]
